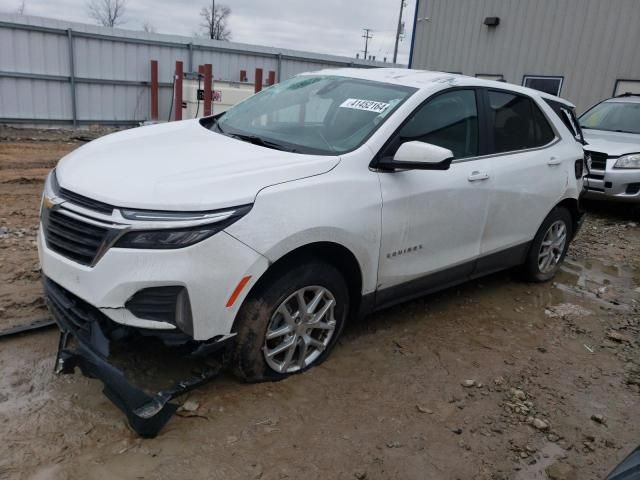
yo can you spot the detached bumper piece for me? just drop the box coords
[43,277,223,437]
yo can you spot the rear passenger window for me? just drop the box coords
[487,91,555,153]
[397,89,479,159]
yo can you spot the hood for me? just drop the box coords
[56,120,340,211]
[582,129,640,157]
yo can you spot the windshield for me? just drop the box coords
[579,100,640,134]
[212,75,416,155]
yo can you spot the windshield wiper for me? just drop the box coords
[211,118,225,134]
[229,133,297,152]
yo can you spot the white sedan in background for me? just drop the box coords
[581,94,640,202]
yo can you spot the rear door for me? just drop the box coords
[477,89,569,268]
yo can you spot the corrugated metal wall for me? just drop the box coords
[410,0,640,112]
[0,13,396,126]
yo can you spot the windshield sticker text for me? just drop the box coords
[339,98,390,113]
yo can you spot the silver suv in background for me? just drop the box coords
[580,93,640,203]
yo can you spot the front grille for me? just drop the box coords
[43,209,109,266]
[587,151,608,170]
[59,187,114,215]
[125,286,184,324]
[44,277,93,334]
[43,277,116,358]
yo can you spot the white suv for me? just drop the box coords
[39,69,585,434]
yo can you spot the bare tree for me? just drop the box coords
[142,21,156,33]
[16,0,26,14]
[200,2,231,41]
[87,0,127,27]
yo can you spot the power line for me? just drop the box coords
[361,28,373,60]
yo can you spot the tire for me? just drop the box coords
[231,260,349,382]
[523,207,573,282]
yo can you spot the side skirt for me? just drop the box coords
[362,241,532,315]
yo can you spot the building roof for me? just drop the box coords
[0,12,399,69]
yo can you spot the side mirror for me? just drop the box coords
[378,141,454,171]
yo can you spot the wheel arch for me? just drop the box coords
[523,196,581,268]
[555,197,582,238]
[238,241,365,323]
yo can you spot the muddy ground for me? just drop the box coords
[0,126,639,480]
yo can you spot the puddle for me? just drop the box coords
[555,258,639,311]
[514,442,567,480]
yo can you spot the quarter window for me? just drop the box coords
[544,99,583,142]
[395,90,479,159]
[487,91,555,154]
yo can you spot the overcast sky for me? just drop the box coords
[1,0,415,64]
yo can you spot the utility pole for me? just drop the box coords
[393,0,406,64]
[361,28,373,60]
[211,0,216,39]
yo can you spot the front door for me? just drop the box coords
[375,88,493,307]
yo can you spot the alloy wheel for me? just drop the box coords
[263,286,337,373]
[538,220,567,274]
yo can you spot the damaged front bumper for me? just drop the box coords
[44,276,228,437]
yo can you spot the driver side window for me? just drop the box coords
[394,89,479,159]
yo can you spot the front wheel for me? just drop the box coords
[231,260,349,382]
[523,207,573,282]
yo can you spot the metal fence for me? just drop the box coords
[0,13,396,127]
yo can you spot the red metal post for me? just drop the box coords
[240,69,247,82]
[150,60,158,121]
[268,70,276,86]
[203,63,212,117]
[255,68,263,93]
[174,61,183,121]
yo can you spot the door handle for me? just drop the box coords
[547,157,562,166]
[468,171,490,182]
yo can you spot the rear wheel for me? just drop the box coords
[523,207,573,282]
[231,260,349,382]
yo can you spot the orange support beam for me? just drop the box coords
[268,70,276,86]
[255,68,263,93]
[150,60,158,121]
[174,60,183,121]
[203,63,212,117]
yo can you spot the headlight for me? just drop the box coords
[115,225,225,249]
[114,205,251,249]
[41,169,60,217]
[43,168,60,199]
[614,153,640,169]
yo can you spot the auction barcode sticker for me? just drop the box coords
[339,98,390,113]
